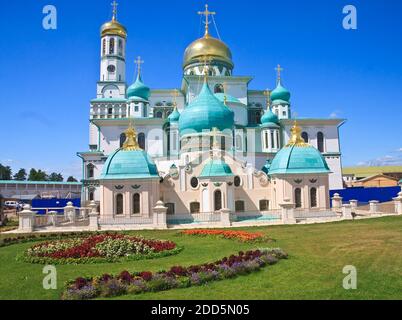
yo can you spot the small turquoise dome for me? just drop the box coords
[261,108,279,127]
[179,83,234,135]
[270,81,290,103]
[167,108,181,123]
[269,145,330,175]
[101,149,159,180]
[200,159,234,178]
[127,74,150,100]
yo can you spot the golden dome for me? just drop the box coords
[183,35,233,69]
[101,18,127,38]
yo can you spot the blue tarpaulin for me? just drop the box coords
[32,199,81,215]
[330,186,400,205]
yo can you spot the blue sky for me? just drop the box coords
[0,0,401,179]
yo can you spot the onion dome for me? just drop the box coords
[271,80,290,103]
[270,81,291,104]
[100,124,159,180]
[261,107,280,127]
[269,122,330,175]
[127,74,150,101]
[167,107,181,123]
[179,82,234,135]
[200,159,234,178]
[100,3,127,39]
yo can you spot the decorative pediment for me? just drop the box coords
[115,185,124,190]
[294,179,303,184]
[131,185,141,190]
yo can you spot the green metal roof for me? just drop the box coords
[127,74,150,100]
[100,149,159,180]
[200,159,234,178]
[179,83,234,135]
[261,108,279,126]
[167,108,181,122]
[0,180,81,185]
[269,145,331,175]
[271,80,290,103]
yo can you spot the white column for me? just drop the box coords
[350,200,358,210]
[18,205,36,233]
[369,201,379,214]
[88,200,99,231]
[280,198,296,224]
[220,208,232,227]
[331,193,343,210]
[153,201,168,229]
[342,204,353,220]
[274,129,278,150]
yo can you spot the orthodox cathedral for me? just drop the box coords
[78,3,345,219]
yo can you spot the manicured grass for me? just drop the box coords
[0,216,402,300]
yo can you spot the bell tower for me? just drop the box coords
[99,1,127,85]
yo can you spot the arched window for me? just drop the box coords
[190,177,199,189]
[87,164,94,179]
[214,84,224,94]
[109,38,115,55]
[102,39,106,56]
[236,135,242,150]
[120,133,126,148]
[234,176,242,188]
[271,131,275,149]
[214,190,222,211]
[256,111,262,124]
[302,132,309,143]
[118,39,123,56]
[89,190,94,201]
[138,133,146,150]
[132,193,140,214]
[295,188,302,208]
[310,188,318,208]
[317,132,324,153]
[190,202,200,214]
[221,136,226,151]
[235,201,245,212]
[116,194,124,215]
[264,131,269,149]
[156,111,163,119]
[259,200,269,211]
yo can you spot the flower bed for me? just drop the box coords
[62,248,288,300]
[23,234,181,264]
[181,229,269,242]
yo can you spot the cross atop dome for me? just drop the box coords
[275,64,284,83]
[135,56,144,76]
[198,4,216,38]
[111,1,118,21]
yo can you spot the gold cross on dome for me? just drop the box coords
[201,55,213,81]
[198,4,216,37]
[172,89,179,107]
[135,56,144,76]
[111,1,118,20]
[275,64,284,82]
[264,89,271,108]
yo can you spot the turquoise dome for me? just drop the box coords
[127,74,150,100]
[101,149,159,180]
[269,145,330,175]
[179,83,235,135]
[270,81,290,103]
[200,159,234,178]
[261,108,279,127]
[167,108,180,123]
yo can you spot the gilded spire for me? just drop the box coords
[135,56,144,77]
[111,1,118,21]
[122,121,141,151]
[275,64,284,84]
[198,4,216,38]
[263,89,271,110]
[286,120,309,147]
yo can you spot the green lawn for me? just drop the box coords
[0,216,401,300]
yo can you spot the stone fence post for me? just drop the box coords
[64,201,76,223]
[18,205,36,233]
[342,204,353,220]
[220,208,232,227]
[332,193,343,210]
[393,192,402,215]
[280,198,296,224]
[88,201,99,231]
[48,211,58,227]
[153,201,168,229]
[369,201,380,214]
[350,200,358,210]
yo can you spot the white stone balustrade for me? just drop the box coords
[369,201,380,214]
[18,205,36,232]
[64,201,76,223]
[393,192,402,215]
[153,201,168,229]
[332,193,343,210]
[88,201,100,231]
[220,208,232,227]
[280,198,296,224]
[342,204,353,220]
[350,200,358,210]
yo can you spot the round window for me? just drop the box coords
[107,65,116,73]
[234,176,242,187]
[191,177,199,189]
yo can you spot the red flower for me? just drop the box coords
[140,272,153,281]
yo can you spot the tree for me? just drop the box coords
[28,169,48,181]
[13,169,27,181]
[48,173,63,182]
[0,164,12,180]
[67,176,78,182]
